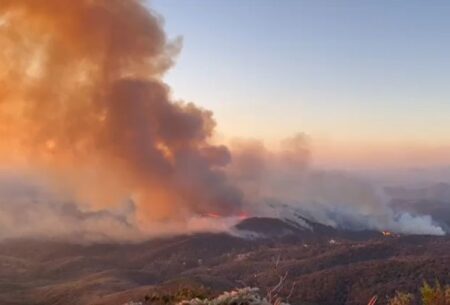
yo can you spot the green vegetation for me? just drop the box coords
[386,282,449,305]
[420,281,450,305]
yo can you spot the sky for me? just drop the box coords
[150,0,450,168]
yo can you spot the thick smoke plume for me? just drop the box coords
[0,0,445,240]
[0,0,242,234]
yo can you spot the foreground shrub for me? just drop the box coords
[177,287,290,305]
[124,281,449,305]
[383,281,450,305]
[420,281,450,305]
[387,292,414,305]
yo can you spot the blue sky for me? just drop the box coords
[149,0,450,164]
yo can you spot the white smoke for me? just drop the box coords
[390,213,445,235]
[228,136,446,236]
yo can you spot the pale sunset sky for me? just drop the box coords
[150,0,450,168]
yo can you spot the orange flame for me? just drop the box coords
[205,211,249,219]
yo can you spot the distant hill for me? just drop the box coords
[234,216,380,242]
[0,216,448,305]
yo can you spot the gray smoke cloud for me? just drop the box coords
[0,173,141,242]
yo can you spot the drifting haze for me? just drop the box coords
[0,0,445,241]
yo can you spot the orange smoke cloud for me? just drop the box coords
[0,0,242,227]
